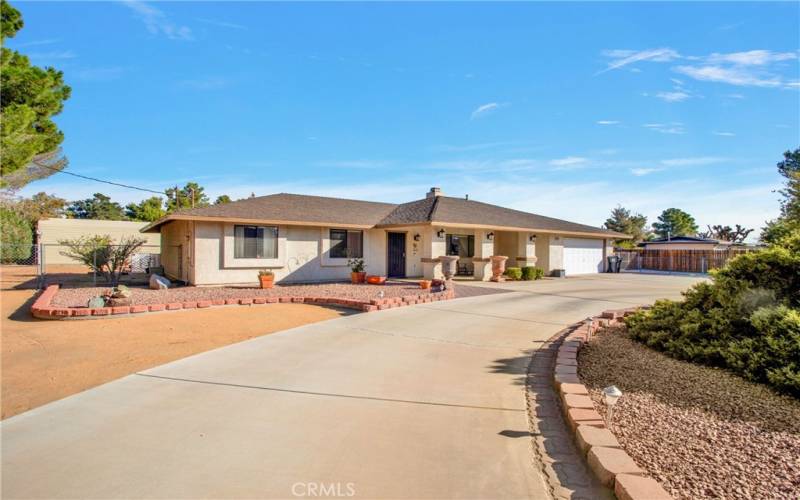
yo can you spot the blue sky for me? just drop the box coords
[12,1,800,235]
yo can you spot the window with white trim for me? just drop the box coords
[330,229,363,258]
[234,225,278,259]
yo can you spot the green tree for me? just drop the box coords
[13,191,66,225]
[0,0,71,189]
[125,196,165,222]
[761,147,800,246]
[67,193,126,220]
[0,206,32,262]
[214,194,231,205]
[652,208,698,239]
[603,206,649,246]
[165,182,210,211]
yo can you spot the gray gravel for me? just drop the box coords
[578,327,800,500]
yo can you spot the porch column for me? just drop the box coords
[421,226,445,279]
[516,232,538,268]
[472,230,494,281]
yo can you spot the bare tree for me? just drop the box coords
[698,224,754,243]
[59,235,146,286]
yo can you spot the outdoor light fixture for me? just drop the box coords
[602,385,623,422]
[487,232,495,240]
[437,229,446,238]
[413,233,421,241]
[529,234,537,243]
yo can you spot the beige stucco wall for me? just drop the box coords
[170,221,391,286]
[160,219,189,281]
[37,218,161,265]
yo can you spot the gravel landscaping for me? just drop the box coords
[50,281,506,308]
[578,327,800,500]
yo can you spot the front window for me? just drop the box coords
[234,225,278,259]
[330,229,363,258]
[446,234,474,257]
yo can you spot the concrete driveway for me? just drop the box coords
[1,274,701,499]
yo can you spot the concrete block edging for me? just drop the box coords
[550,307,674,500]
[30,284,455,320]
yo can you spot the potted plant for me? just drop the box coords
[419,280,431,289]
[348,258,366,284]
[258,270,275,289]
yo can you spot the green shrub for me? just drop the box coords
[625,231,800,397]
[521,266,544,280]
[504,267,522,280]
[0,207,32,263]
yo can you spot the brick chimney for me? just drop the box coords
[426,187,444,199]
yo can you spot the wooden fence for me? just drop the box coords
[615,248,755,273]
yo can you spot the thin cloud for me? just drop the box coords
[597,48,680,74]
[655,91,691,102]
[314,160,391,169]
[470,102,507,120]
[122,1,193,41]
[596,120,620,125]
[549,156,588,167]
[28,50,76,60]
[630,168,663,176]
[660,157,724,167]
[13,38,60,48]
[706,50,796,66]
[643,123,686,135]
[674,65,782,88]
[195,18,247,30]
[713,131,736,137]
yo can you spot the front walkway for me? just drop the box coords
[1,274,702,499]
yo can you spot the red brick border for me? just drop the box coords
[551,308,673,500]
[30,284,456,320]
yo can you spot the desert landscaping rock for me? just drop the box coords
[51,281,499,308]
[579,327,800,500]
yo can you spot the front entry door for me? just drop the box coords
[387,232,406,278]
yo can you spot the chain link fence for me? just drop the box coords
[1,243,168,289]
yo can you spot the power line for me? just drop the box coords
[36,163,166,195]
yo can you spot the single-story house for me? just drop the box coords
[38,218,162,265]
[640,236,731,250]
[141,188,627,285]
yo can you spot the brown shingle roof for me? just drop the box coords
[142,193,397,231]
[143,192,626,238]
[423,196,624,236]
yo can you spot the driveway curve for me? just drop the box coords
[1,274,701,499]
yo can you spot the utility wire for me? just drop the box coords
[35,162,166,195]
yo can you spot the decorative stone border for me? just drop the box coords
[551,308,673,500]
[30,284,456,320]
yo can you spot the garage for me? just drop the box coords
[563,238,604,275]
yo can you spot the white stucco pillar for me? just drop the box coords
[515,232,538,268]
[422,226,445,279]
[472,229,494,281]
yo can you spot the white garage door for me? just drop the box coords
[563,238,604,275]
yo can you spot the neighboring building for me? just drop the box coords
[141,188,627,285]
[640,236,731,250]
[38,218,162,264]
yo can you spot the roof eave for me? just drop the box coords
[140,214,377,233]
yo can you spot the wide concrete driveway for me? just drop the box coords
[2,274,701,499]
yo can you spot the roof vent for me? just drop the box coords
[426,187,443,199]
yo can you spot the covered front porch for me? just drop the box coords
[394,225,556,281]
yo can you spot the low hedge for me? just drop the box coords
[625,238,800,397]
[522,266,544,280]
[504,267,522,280]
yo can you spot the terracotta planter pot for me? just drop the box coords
[490,255,509,282]
[351,271,367,284]
[366,275,386,285]
[259,275,274,289]
[419,280,431,290]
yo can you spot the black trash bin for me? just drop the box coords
[606,255,621,273]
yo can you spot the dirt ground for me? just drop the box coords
[1,267,350,420]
